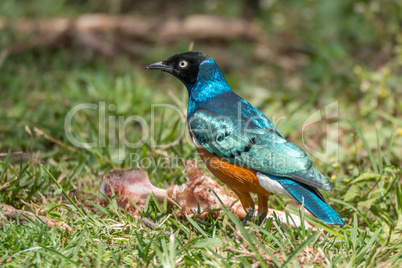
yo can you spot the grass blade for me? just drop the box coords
[350,119,379,174]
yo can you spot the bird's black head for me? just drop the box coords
[145,51,210,86]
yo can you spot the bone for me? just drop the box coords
[99,168,167,218]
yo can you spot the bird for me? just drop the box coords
[145,51,344,226]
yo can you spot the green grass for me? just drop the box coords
[1,0,402,267]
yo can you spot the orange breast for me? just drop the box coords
[196,147,270,195]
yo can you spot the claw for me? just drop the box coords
[242,209,254,226]
[258,212,267,226]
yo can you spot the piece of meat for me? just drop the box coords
[98,161,315,229]
[167,160,246,219]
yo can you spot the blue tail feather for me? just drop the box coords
[269,174,344,226]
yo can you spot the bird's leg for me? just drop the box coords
[257,193,270,226]
[233,191,255,226]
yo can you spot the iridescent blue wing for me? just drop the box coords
[189,106,332,192]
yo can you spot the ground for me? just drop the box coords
[0,0,401,267]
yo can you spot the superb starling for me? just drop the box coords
[146,51,344,226]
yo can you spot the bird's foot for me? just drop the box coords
[242,209,254,226]
[258,212,267,226]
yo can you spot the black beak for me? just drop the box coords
[145,61,173,73]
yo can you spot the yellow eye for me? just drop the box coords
[179,60,188,68]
